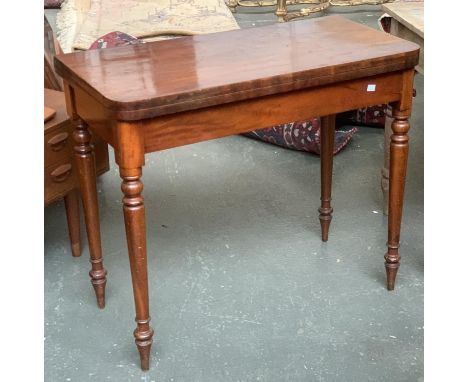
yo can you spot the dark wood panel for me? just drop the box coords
[44,161,78,204]
[55,16,419,120]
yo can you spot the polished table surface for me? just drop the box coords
[55,16,418,120]
[55,15,419,371]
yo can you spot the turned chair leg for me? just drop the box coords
[385,101,411,290]
[64,188,81,257]
[318,115,335,242]
[73,117,107,308]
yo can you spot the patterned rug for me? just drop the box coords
[57,0,238,52]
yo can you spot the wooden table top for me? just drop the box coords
[382,2,424,38]
[55,15,419,120]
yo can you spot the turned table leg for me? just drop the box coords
[64,188,81,257]
[385,101,411,290]
[381,106,392,216]
[73,118,107,308]
[120,166,153,370]
[319,115,335,242]
[115,122,153,370]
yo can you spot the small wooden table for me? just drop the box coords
[55,16,419,370]
[381,1,424,214]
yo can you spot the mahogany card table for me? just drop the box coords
[55,16,419,370]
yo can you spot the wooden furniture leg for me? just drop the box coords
[381,106,392,216]
[64,188,81,257]
[385,89,412,290]
[73,117,107,308]
[55,17,420,369]
[115,123,154,370]
[319,115,335,242]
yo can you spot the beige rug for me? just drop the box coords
[57,0,239,52]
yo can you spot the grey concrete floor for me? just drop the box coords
[45,6,423,382]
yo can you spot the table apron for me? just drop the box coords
[73,85,115,147]
[72,70,406,154]
[141,71,404,153]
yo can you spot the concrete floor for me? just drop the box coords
[45,6,424,382]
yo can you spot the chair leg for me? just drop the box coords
[318,115,335,242]
[64,188,81,257]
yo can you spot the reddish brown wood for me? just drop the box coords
[381,105,392,215]
[115,122,153,371]
[64,189,81,257]
[319,115,335,242]
[142,72,404,153]
[44,163,77,203]
[54,15,419,121]
[385,70,414,291]
[72,115,107,308]
[55,17,419,370]
[71,85,115,147]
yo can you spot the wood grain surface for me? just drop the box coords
[55,15,419,120]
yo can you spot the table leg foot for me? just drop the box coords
[385,250,400,291]
[135,321,154,371]
[90,268,107,309]
[73,117,107,308]
[385,100,411,290]
[319,115,335,242]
